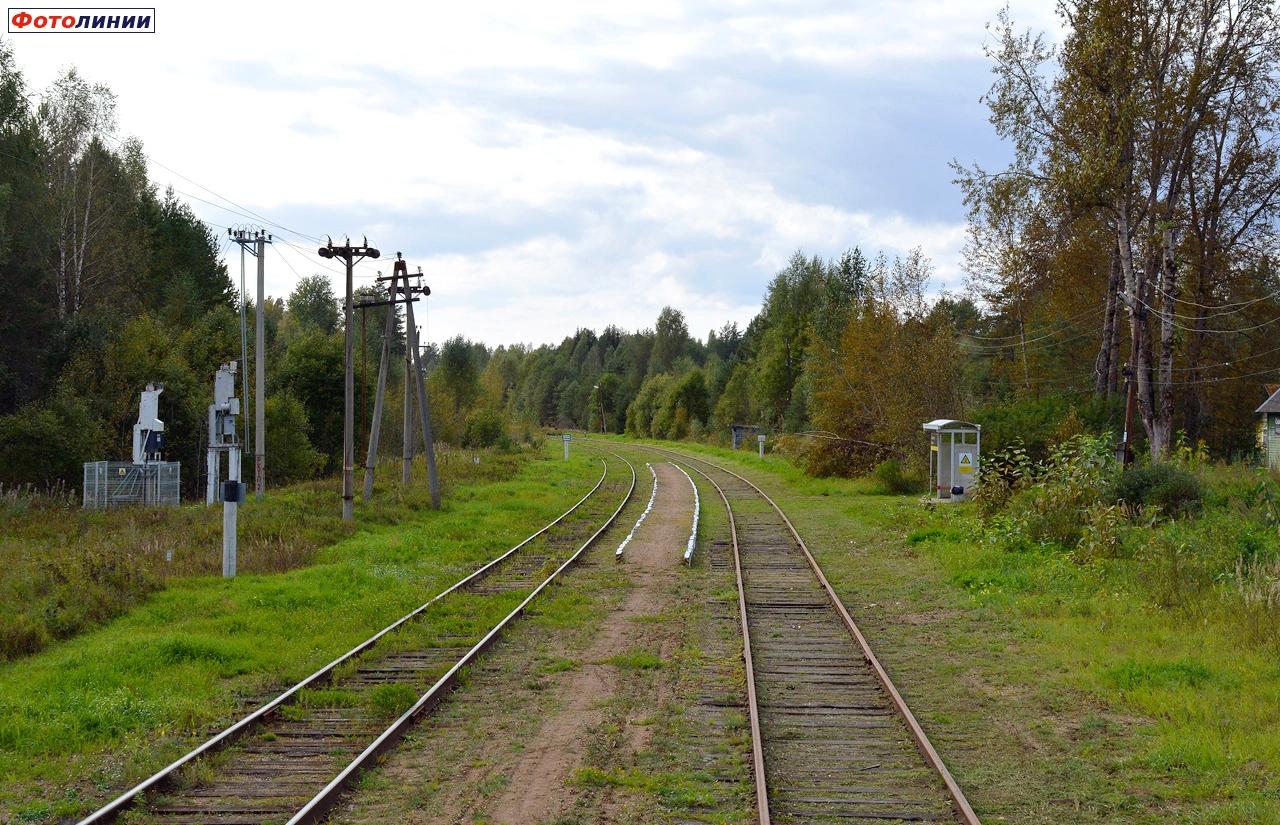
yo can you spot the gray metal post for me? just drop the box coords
[362,271,399,500]
[758,433,765,459]
[402,278,440,509]
[206,448,219,505]
[223,446,239,578]
[254,233,266,499]
[563,433,570,460]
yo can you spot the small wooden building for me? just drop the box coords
[1256,385,1280,469]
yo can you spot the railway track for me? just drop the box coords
[77,451,637,825]
[635,445,980,825]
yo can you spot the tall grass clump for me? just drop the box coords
[1108,462,1203,517]
[0,447,531,662]
[967,432,1280,647]
[870,458,924,494]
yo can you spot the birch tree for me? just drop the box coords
[38,67,117,317]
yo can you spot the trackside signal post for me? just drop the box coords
[563,433,571,460]
[208,362,244,577]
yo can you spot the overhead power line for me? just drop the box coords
[961,305,1103,341]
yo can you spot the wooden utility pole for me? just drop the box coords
[1118,363,1136,466]
[318,237,380,520]
[403,316,415,484]
[359,266,425,500]
[398,256,440,509]
[361,270,399,501]
[353,255,438,509]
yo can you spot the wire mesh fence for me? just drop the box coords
[83,461,181,509]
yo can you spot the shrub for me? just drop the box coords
[461,407,506,449]
[871,459,922,494]
[1006,483,1096,547]
[0,393,106,488]
[971,440,1033,517]
[265,392,324,484]
[1109,463,1203,518]
[977,434,1117,549]
[1076,502,1128,561]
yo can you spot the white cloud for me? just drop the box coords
[6,0,1053,344]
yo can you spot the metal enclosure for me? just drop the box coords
[83,461,180,509]
[923,419,981,501]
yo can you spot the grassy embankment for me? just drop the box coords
[611,436,1280,825]
[0,442,600,823]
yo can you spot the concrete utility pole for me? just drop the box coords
[230,227,272,499]
[319,237,380,520]
[237,239,250,456]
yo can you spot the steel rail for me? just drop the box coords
[285,451,637,823]
[644,444,982,825]
[672,457,772,825]
[78,457,613,825]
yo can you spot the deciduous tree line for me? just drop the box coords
[6,0,1280,493]
[956,0,1280,459]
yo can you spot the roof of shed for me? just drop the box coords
[922,419,980,432]
[1257,387,1280,414]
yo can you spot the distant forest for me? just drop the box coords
[3,0,1280,492]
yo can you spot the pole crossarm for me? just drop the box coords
[318,236,381,265]
[354,296,421,310]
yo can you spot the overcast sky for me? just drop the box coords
[9,0,1060,348]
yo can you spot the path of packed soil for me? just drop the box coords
[486,461,692,823]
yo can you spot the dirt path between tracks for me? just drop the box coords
[333,458,698,825]
[485,460,693,824]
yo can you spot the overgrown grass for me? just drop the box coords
[0,441,600,822]
[0,445,516,660]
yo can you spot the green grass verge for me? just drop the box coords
[0,441,599,822]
